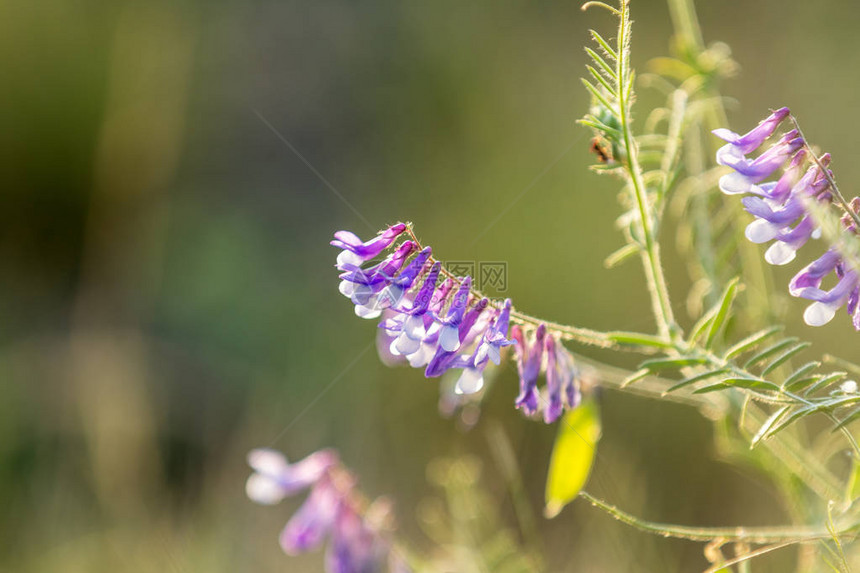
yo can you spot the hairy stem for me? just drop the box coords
[615,1,679,342]
[580,491,860,543]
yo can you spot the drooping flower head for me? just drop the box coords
[331,223,588,422]
[714,109,860,329]
[246,448,408,572]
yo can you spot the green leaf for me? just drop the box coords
[705,277,740,349]
[639,356,708,371]
[664,368,728,394]
[760,342,811,376]
[621,368,650,388]
[586,65,617,97]
[781,361,821,390]
[833,407,860,432]
[764,406,822,441]
[723,326,783,360]
[545,398,602,518]
[751,406,791,448]
[589,29,618,61]
[579,117,622,138]
[584,47,617,80]
[688,308,716,345]
[607,331,673,349]
[744,338,798,369]
[581,79,617,116]
[693,378,781,394]
[603,243,639,268]
[846,458,860,505]
[804,371,847,396]
[783,374,822,393]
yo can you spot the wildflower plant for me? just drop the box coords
[248,0,860,570]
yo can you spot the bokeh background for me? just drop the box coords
[3,0,860,571]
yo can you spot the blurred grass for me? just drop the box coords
[0,0,857,571]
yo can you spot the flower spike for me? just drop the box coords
[714,108,860,329]
[331,224,589,422]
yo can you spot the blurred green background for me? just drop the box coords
[3,0,860,571]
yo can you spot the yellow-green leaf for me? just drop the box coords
[544,398,602,518]
[846,457,860,505]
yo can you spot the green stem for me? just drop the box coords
[615,1,679,341]
[579,490,860,543]
[666,0,704,49]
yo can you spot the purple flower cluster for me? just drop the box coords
[512,324,582,423]
[246,448,409,572]
[333,224,514,396]
[714,108,860,329]
[332,224,585,422]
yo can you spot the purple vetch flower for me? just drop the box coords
[717,130,803,194]
[389,262,442,356]
[474,298,514,367]
[543,336,564,423]
[714,108,860,329]
[513,324,546,416]
[790,249,860,327]
[331,223,588,421]
[713,107,790,155]
[326,504,385,573]
[425,297,490,378]
[343,241,417,318]
[332,223,408,270]
[509,323,585,421]
[247,448,405,572]
[435,277,472,352]
[559,346,582,410]
[452,298,514,396]
[246,448,337,505]
[281,477,340,554]
[739,157,833,265]
[373,246,433,312]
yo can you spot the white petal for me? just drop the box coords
[355,304,382,319]
[715,143,744,166]
[245,473,286,505]
[403,315,426,339]
[338,280,356,297]
[247,448,289,474]
[765,242,797,266]
[474,342,489,365]
[389,338,402,356]
[841,380,858,394]
[488,344,501,365]
[407,343,434,367]
[439,325,460,352]
[336,250,362,269]
[395,331,421,355]
[804,301,837,326]
[745,219,779,243]
[377,285,404,310]
[455,369,484,395]
[812,227,822,240]
[718,172,753,195]
[350,285,375,306]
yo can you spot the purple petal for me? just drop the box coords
[330,223,407,261]
[711,107,789,155]
[543,336,564,424]
[280,479,339,554]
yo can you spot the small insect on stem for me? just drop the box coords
[590,136,615,164]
